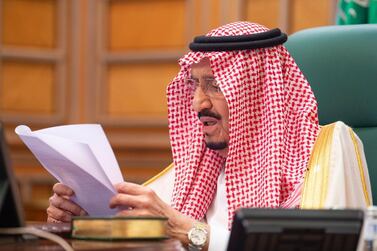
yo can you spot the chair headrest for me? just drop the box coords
[286,24,377,128]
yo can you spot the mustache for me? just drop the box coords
[198,109,221,120]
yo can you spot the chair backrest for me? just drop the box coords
[285,24,377,204]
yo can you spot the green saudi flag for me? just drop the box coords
[337,0,377,24]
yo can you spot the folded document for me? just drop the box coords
[15,124,124,216]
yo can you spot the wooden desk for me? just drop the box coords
[0,238,183,251]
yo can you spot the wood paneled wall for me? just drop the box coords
[0,0,336,221]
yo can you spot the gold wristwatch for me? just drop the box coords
[188,222,208,251]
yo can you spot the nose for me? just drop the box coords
[192,87,212,112]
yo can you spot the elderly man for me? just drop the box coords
[47,22,372,251]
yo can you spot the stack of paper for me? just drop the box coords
[15,124,124,216]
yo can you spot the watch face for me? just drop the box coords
[190,228,207,246]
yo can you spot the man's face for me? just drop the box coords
[190,58,229,157]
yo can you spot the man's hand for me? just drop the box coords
[47,183,87,223]
[110,182,209,249]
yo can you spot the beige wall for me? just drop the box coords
[0,0,336,221]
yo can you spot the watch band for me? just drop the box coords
[188,243,203,251]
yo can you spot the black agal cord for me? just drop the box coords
[189,28,287,52]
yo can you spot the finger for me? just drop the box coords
[116,209,154,217]
[114,182,150,196]
[46,205,73,223]
[49,194,87,216]
[115,182,145,195]
[109,194,148,209]
[52,183,74,197]
[47,216,63,224]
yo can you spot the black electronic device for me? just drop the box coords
[0,123,24,228]
[227,208,364,251]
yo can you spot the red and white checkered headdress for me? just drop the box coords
[167,22,319,226]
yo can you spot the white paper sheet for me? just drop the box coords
[15,124,124,216]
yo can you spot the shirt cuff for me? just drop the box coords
[208,224,230,251]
